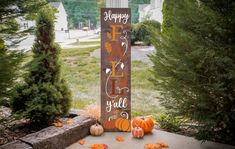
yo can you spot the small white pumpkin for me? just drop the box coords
[90,123,104,136]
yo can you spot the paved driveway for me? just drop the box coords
[91,46,156,65]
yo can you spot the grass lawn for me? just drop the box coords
[23,45,164,117]
[69,41,100,46]
[61,46,164,117]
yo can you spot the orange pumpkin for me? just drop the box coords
[132,116,154,133]
[103,120,116,130]
[115,118,131,132]
[132,126,144,138]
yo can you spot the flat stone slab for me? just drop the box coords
[19,115,96,149]
[0,140,32,149]
[67,129,235,149]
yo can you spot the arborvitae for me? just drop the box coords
[0,39,22,106]
[11,6,72,123]
[150,0,235,144]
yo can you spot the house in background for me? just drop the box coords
[17,2,68,31]
[50,2,68,31]
[138,0,164,24]
[16,17,36,31]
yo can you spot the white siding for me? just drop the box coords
[54,4,68,31]
[16,17,36,31]
[139,0,163,23]
[106,0,129,8]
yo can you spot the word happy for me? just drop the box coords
[104,10,129,24]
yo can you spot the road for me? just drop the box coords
[8,30,99,51]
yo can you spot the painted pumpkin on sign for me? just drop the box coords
[132,116,154,133]
[90,123,104,136]
[103,120,116,130]
[115,118,131,132]
[132,126,144,138]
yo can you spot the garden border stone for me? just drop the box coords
[0,111,96,149]
[0,140,32,149]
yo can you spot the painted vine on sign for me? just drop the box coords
[101,8,131,132]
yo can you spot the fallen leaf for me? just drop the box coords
[156,141,169,148]
[115,136,125,142]
[66,118,74,125]
[144,143,161,149]
[77,139,85,145]
[52,121,63,127]
[90,144,108,149]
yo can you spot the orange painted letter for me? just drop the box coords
[111,25,123,41]
[111,61,124,78]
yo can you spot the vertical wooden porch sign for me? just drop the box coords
[101,8,131,132]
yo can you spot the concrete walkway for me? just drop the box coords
[66,129,235,149]
[90,46,156,65]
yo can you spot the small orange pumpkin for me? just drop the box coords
[115,118,131,132]
[132,126,144,138]
[103,120,116,130]
[132,116,154,133]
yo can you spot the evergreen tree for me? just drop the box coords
[150,0,235,144]
[11,6,72,123]
[0,0,45,106]
[0,40,22,106]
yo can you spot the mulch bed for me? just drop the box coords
[0,106,48,145]
[0,106,76,146]
[0,121,48,145]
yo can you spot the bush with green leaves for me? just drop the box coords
[131,20,161,45]
[155,114,181,132]
[11,6,71,123]
[150,0,235,144]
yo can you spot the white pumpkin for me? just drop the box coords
[90,123,104,136]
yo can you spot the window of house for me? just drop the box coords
[23,23,28,29]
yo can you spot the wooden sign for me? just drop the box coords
[101,8,131,132]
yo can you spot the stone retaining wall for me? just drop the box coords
[0,115,96,149]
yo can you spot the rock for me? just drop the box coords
[19,115,96,149]
[0,140,32,149]
[0,106,11,119]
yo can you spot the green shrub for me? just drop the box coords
[0,39,22,106]
[150,0,235,144]
[155,114,181,132]
[11,6,72,123]
[131,20,161,45]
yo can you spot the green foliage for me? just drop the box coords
[150,0,235,144]
[132,20,161,45]
[48,0,98,28]
[11,6,72,123]
[0,0,45,107]
[47,0,151,28]
[0,0,46,35]
[0,40,22,106]
[155,114,181,132]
